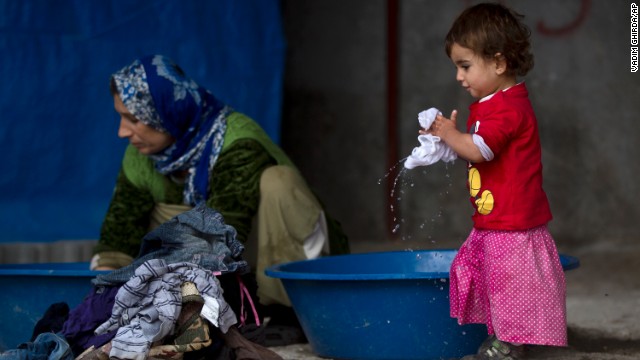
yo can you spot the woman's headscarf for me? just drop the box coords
[111,55,231,205]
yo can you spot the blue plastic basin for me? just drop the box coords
[0,262,104,351]
[266,249,579,360]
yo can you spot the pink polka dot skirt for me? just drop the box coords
[449,225,568,346]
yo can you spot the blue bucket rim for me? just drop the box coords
[0,262,108,277]
[265,249,580,281]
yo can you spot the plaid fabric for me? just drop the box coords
[76,297,214,360]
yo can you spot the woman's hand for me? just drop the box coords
[93,266,116,271]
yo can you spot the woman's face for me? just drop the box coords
[114,94,175,155]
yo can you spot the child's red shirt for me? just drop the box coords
[466,83,552,230]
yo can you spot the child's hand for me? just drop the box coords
[420,110,458,139]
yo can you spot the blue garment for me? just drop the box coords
[30,303,69,342]
[0,333,73,360]
[112,55,231,205]
[92,204,248,287]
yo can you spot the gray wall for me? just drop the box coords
[280,0,640,251]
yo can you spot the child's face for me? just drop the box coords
[449,43,510,99]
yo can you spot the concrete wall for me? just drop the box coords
[280,0,639,251]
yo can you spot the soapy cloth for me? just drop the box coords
[404,108,457,169]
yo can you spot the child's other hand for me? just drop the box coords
[419,110,458,139]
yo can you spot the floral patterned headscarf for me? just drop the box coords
[111,55,230,205]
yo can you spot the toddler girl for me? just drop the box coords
[425,3,567,359]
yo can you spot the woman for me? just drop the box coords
[91,55,349,308]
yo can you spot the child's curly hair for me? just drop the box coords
[445,2,534,76]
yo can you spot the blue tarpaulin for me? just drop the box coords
[0,0,285,243]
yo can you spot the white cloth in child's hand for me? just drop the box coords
[417,107,441,129]
[404,107,457,169]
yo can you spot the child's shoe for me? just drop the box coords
[461,337,525,359]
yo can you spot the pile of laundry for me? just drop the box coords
[0,205,282,360]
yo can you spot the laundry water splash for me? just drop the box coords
[378,159,455,241]
[378,158,410,235]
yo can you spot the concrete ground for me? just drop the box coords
[268,237,640,359]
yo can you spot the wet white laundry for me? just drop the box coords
[404,107,457,169]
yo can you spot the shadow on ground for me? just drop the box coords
[566,327,640,355]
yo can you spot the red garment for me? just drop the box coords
[466,83,552,230]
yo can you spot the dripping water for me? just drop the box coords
[378,158,457,243]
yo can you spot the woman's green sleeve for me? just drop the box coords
[94,169,155,257]
[206,139,276,242]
